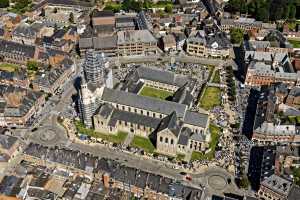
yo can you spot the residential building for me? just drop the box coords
[258,175,292,200]
[243,40,293,54]
[244,51,300,87]
[220,17,276,32]
[11,23,37,45]
[251,85,300,145]
[115,15,136,31]
[162,34,177,52]
[117,30,157,56]
[0,134,21,162]
[79,35,118,57]
[22,143,204,200]
[286,87,300,108]
[0,85,45,127]
[0,69,29,88]
[136,11,153,31]
[32,58,74,94]
[186,31,232,58]
[0,39,37,64]
[92,10,115,27]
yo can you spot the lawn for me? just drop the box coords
[176,153,185,161]
[75,121,128,144]
[139,86,173,100]
[0,63,18,72]
[130,135,155,153]
[191,124,221,161]
[212,70,220,83]
[206,65,215,80]
[288,39,300,48]
[199,86,221,110]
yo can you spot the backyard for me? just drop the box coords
[0,63,18,72]
[75,121,128,144]
[139,86,172,100]
[199,86,222,110]
[130,135,155,153]
[191,124,221,161]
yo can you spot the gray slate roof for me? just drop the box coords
[101,88,187,118]
[134,66,194,88]
[0,134,18,150]
[0,39,36,58]
[178,127,191,145]
[156,112,181,137]
[117,30,157,45]
[184,111,208,128]
[108,109,161,129]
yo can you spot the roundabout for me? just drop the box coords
[207,174,228,190]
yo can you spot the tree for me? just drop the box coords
[230,28,244,44]
[0,0,9,8]
[289,4,296,19]
[69,12,74,24]
[27,61,39,71]
[165,4,173,13]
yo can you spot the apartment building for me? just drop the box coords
[186,31,232,58]
[117,30,157,56]
[244,51,300,87]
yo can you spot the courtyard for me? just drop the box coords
[139,86,172,100]
[199,86,222,110]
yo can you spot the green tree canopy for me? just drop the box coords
[27,60,39,71]
[230,28,244,44]
[69,12,74,23]
[0,0,9,8]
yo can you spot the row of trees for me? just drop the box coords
[0,0,9,8]
[225,0,299,22]
[104,0,173,13]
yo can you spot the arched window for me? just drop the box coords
[165,138,168,143]
[160,136,163,142]
[170,139,174,145]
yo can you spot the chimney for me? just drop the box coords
[103,173,110,188]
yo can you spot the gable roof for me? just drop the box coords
[156,112,181,137]
[101,88,187,118]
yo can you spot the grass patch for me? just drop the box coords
[0,63,18,72]
[176,153,185,161]
[288,39,300,48]
[75,121,128,144]
[130,135,155,153]
[191,124,220,161]
[139,86,173,100]
[191,151,204,161]
[199,86,221,110]
[212,70,220,83]
[206,65,215,80]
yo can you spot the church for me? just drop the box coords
[78,50,211,157]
